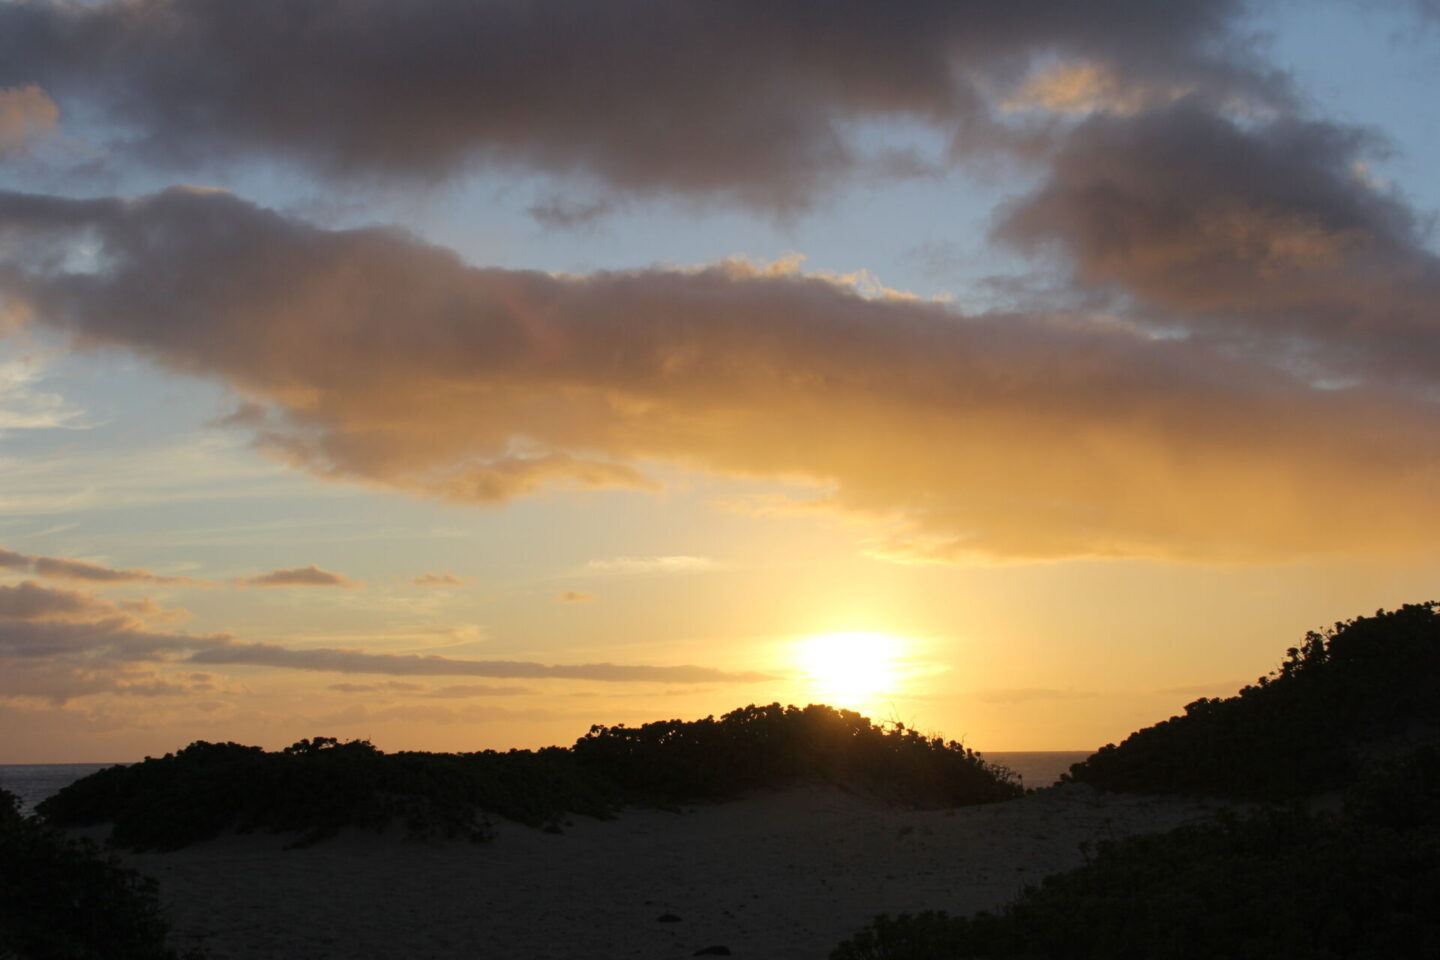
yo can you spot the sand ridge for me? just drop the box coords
[113,783,1219,960]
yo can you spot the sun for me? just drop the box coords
[794,631,905,707]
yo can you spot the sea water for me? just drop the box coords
[0,763,122,814]
[983,751,1089,789]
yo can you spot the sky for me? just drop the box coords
[2,0,1439,762]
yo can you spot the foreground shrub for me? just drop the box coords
[833,750,1440,959]
[1066,602,1440,799]
[38,703,1019,851]
[0,787,194,959]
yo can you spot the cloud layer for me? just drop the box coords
[2,186,1439,561]
[998,103,1440,382]
[0,0,1272,205]
[0,554,766,701]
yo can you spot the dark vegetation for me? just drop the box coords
[1066,602,1440,799]
[832,603,1440,959]
[0,787,196,960]
[37,703,1020,851]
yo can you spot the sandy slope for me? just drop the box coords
[112,784,1218,960]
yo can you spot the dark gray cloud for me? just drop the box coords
[0,547,30,569]
[189,640,771,683]
[0,580,112,621]
[243,565,353,588]
[0,0,1272,205]
[996,103,1440,382]
[527,196,615,231]
[0,617,227,662]
[4,186,1440,561]
[0,658,202,704]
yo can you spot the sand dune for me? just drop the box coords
[103,783,1218,960]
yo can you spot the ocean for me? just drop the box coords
[983,751,1089,790]
[0,751,1089,814]
[0,763,123,814]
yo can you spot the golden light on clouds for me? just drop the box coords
[793,631,907,710]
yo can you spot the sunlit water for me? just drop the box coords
[982,751,1089,789]
[0,763,121,814]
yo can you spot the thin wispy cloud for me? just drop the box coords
[0,544,207,586]
[241,565,355,589]
[32,555,197,586]
[189,641,772,684]
[412,572,464,588]
[583,557,721,576]
[0,354,87,432]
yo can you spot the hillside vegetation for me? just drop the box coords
[1067,602,1440,799]
[38,702,1020,851]
[833,603,1440,959]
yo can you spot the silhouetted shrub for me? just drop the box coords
[573,703,1021,806]
[0,787,196,959]
[833,773,1440,958]
[1066,603,1440,799]
[38,703,1019,851]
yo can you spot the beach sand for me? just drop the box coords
[109,783,1218,960]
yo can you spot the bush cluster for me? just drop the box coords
[37,703,1019,851]
[0,787,195,960]
[1066,602,1440,799]
[832,745,1440,959]
[574,703,1021,807]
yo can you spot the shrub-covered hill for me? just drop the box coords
[37,702,1021,851]
[0,787,197,960]
[1067,602,1440,799]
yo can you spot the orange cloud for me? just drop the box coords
[1003,62,1186,116]
[0,85,57,157]
[412,572,464,587]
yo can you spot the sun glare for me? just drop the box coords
[794,631,906,708]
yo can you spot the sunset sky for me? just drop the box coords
[3,0,1440,762]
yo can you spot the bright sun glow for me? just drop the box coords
[794,631,906,707]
